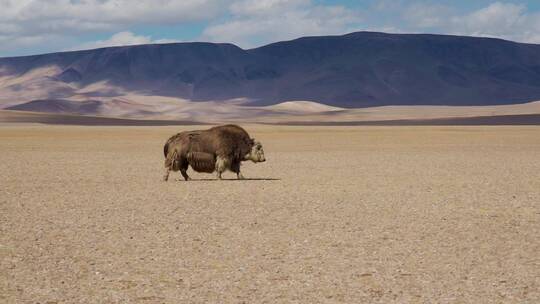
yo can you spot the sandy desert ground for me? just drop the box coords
[1,124,539,303]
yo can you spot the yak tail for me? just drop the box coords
[165,149,178,169]
[163,141,169,158]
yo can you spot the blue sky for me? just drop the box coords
[1,0,540,57]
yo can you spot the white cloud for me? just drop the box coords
[71,31,181,51]
[202,0,362,47]
[202,1,540,48]
[2,0,540,57]
[0,0,223,55]
[404,3,453,29]
[457,2,526,30]
[0,0,222,27]
[154,38,182,44]
[400,2,540,44]
[450,2,540,43]
[0,33,69,57]
[229,0,310,16]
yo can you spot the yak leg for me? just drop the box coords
[180,159,190,181]
[163,156,174,182]
[231,161,244,180]
[215,156,228,180]
[163,150,178,182]
[163,167,170,181]
[180,169,190,181]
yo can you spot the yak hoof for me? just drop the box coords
[163,168,170,181]
[237,173,245,180]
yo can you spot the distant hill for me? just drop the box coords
[1,31,540,113]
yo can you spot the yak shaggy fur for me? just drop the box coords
[163,124,265,181]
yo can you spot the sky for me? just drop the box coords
[1,0,540,57]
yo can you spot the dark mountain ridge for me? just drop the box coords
[2,31,540,107]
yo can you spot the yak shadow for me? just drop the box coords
[177,177,280,182]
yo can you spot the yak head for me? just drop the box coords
[245,139,266,163]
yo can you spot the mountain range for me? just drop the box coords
[1,31,540,123]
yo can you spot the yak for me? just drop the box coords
[163,124,266,181]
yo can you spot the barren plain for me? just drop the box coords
[1,124,539,303]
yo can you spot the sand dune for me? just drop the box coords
[257,100,540,124]
[0,65,76,108]
[264,101,344,113]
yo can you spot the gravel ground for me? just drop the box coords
[1,125,539,303]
